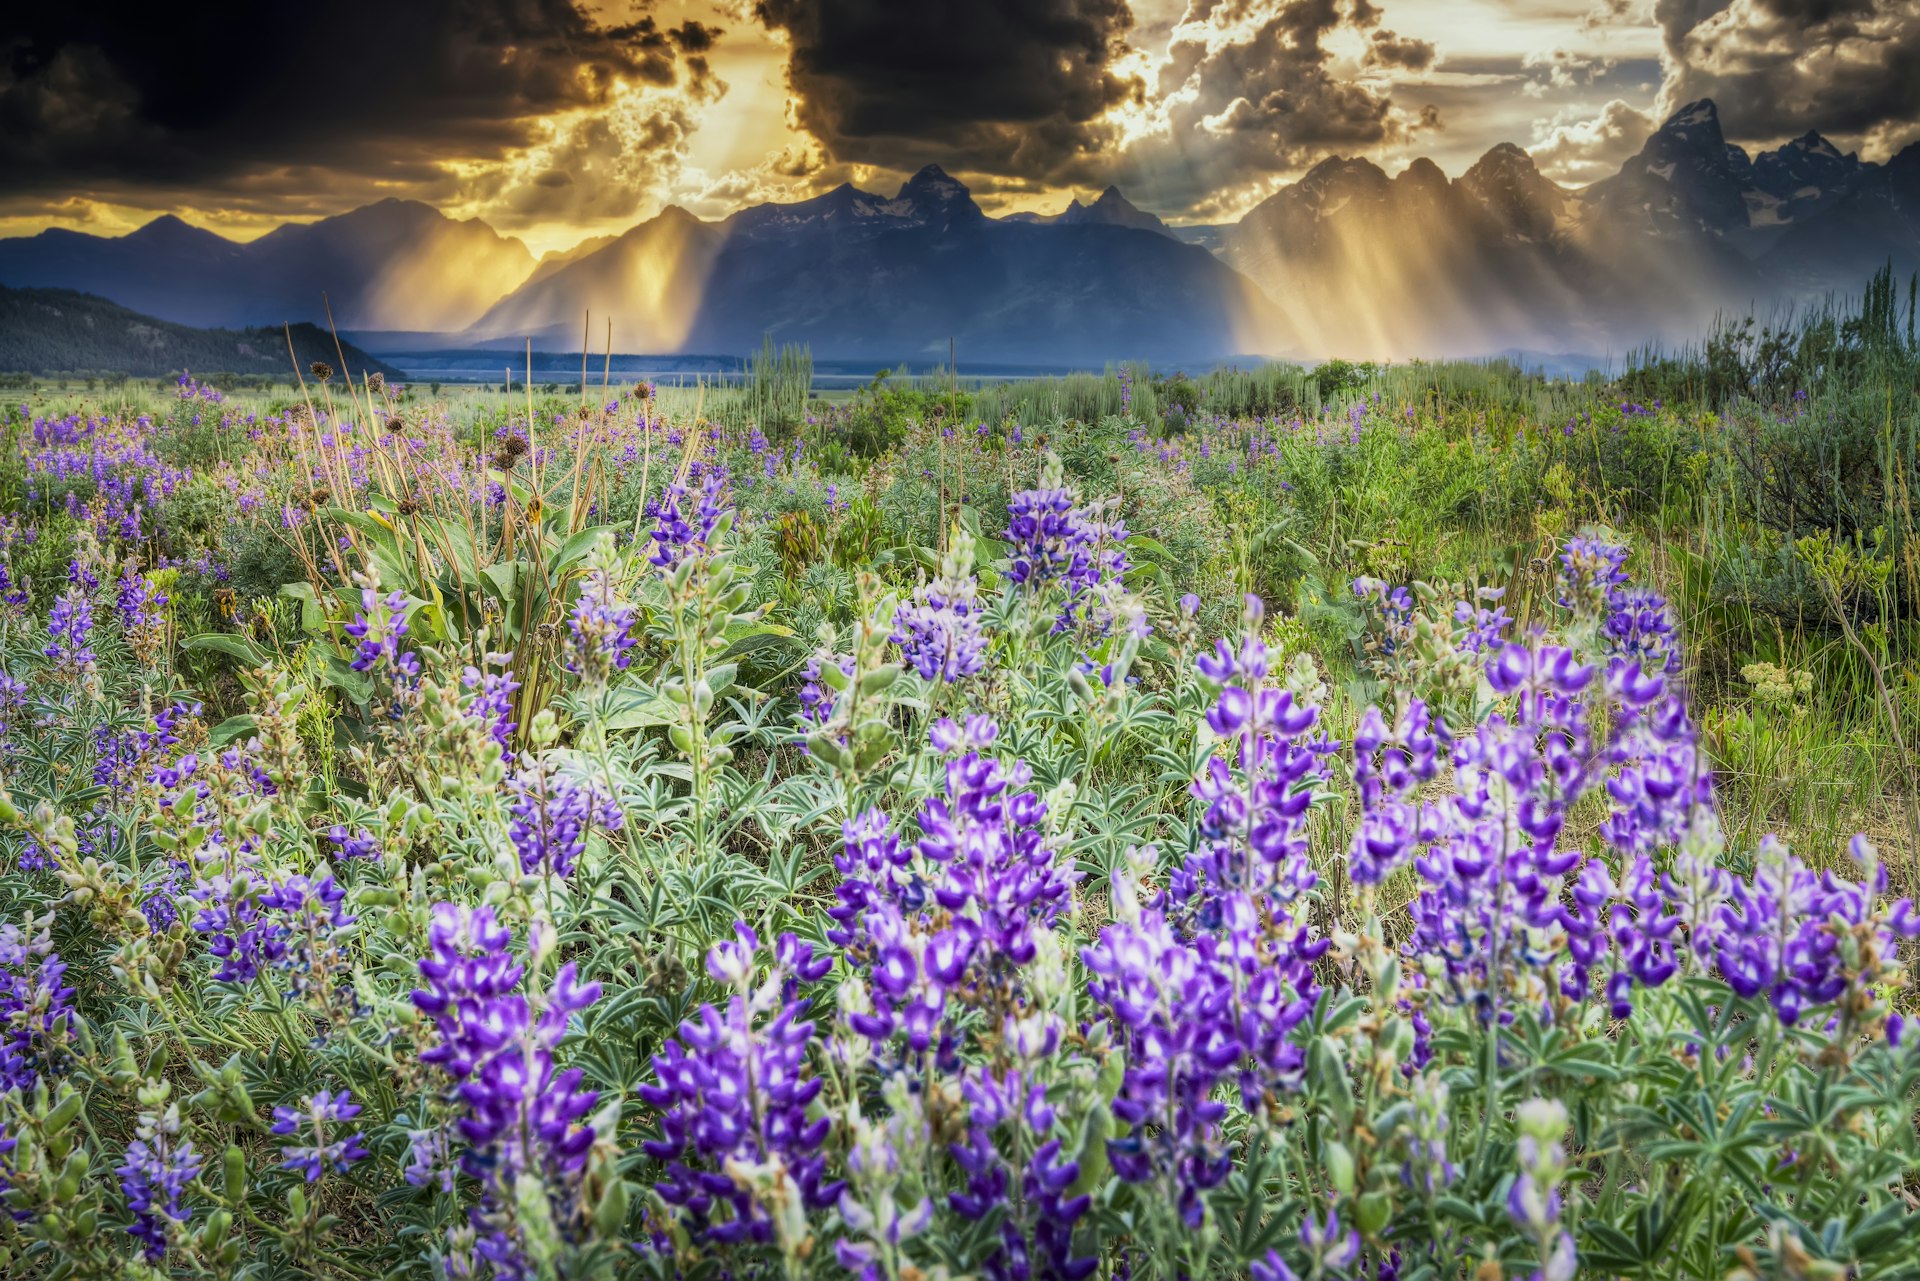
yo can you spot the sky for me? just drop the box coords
[3,0,1916,257]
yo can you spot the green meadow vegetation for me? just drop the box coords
[0,271,1915,1279]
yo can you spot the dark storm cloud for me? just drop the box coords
[1368,30,1437,72]
[1103,0,1434,217]
[1655,0,1920,149]
[750,0,1141,182]
[0,0,719,203]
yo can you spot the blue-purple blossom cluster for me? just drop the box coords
[892,536,985,683]
[646,470,729,568]
[830,719,1078,1060]
[411,905,604,1275]
[0,920,76,1094]
[272,1088,369,1182]
[566,565,637,687]
[506,765,623,877]
[118,1102,200,1263]
[640,925,838,1247]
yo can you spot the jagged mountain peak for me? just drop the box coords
[1301,154,1388,181]
[1289,156,1392,214]
[1467,142,1544,181]
[892,165,983,228]
[1661,98,1722,136]
[899,164,963,199]
[1058,186,1172,236]
[1786,130,1844,160]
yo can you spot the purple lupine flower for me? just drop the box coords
[189,848,355,1000]
[507,764,623,877]
[1351,577,1415,656]
[404,1126,458,1193]
[928,713,999,755]
[0,563,26,618]
[461,662,520,763]
[1005,487,1082,588]
[646,470,729,568]
[827,809,914,950]
[43,586,95,674]
[326,825,382,861]
[797,651,854,728]
[119,1105,201,1263]
[1054,498,1134,636]
[1602,586,1679,674]
[639,924,839,1248]
[411,905,604,1274]
[141,862,186,935]
[1452,589,1514,654]
[1601,673,1712,858]
[1179,620,1328,911]
[93,725,145,800]
[1300,1207,1362,1277]
[272,1088,369,1181]
[828,720,1077,1063]
[0,920,77,1093]
[114,565,169,663]
[344,587,417,677]
[892,536,986,683]
[1508,1100,1577,1281]
[1400,1071,1456,1194]
[1348,699,1439,884]
[566,565,637,687]
[1254,1251,1301,1281]
[1555,535,1629,612]
[1568,851,1681,1017]
[0,671,27,756]
[344,585,420,722]
[1082,893,1252,1226]
[138,699,197,757]
[1407,642,1594,1023]
[1713,835,1920,1029]
[947,1067,1096,1281]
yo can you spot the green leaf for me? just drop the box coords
[319,651,375,706]
[182,632,269,669]
[276,581,326,635]
[552,524,616,573]
[602,687,680,732]
[209,715,257,748]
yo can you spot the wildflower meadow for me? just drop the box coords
[0,292,1918,1281]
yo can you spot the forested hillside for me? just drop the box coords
[0,286,402,380]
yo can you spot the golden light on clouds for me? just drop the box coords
[4,0,1911,257]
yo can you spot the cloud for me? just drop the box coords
[0,0,724,218]
[750,0,1141,182]
[1528,97,1655,182]
[1654,0,1920,152]
[747,0,1437,217]
[1102,0,1437,215]
[1582,0,1656,31]
[1523,47,1617,89]
[1368,30,1437,72]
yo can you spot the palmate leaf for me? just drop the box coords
[1580,1182,1704,1275]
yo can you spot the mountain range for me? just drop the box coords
[0,200,534,333]
[2,99,1916,365]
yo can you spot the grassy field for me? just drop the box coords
[0,274,1915,1278]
